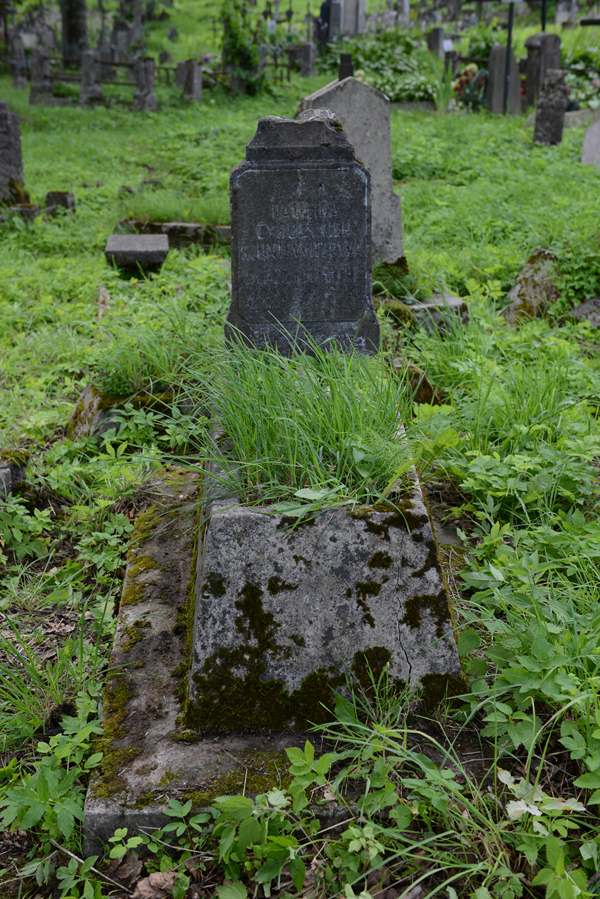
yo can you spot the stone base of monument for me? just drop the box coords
[84,467,462,850]
[0,203,40,224]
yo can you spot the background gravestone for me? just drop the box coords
[133,57,157,111]
[80,50,104,106]
[534,69,568,146]
[300,77,403,265]
[486,44,521,114]
[581,119,600,169]
[227,111,379,354]
[0,103,28,206]
[525,33,561,107]
[342,0,366,35]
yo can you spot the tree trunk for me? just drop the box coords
[61,0,88,68]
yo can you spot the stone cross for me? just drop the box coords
[133,57,157,111]
[533,69,568,146]
[300,77,403,265]
[0,103,28,206]
[80,50,104,106]
[581,119,600,170]
[525,33,561,107]
[485,44,521,114]
[227,110,379,354]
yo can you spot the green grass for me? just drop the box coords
[120,187,230,224]
[195,340,413,509]
[1,22,600,896]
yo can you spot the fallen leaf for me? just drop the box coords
[132,870,178,898]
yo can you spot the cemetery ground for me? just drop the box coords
[1,71,600,899]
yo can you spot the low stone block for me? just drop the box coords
[45,191,76,215]
[570,297,600,328]
[105,234,169,273]
[411,294,469,332]
[188,472,462,734]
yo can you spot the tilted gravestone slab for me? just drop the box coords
[188,473,463,734]
[486,44,521,115]
[0,103,28,206]
[534,69,568,146]
[105,234,169,272]
[582,119,600,170]
[299,77,403,265]
[227,111,379,354]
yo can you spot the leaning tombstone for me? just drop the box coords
[533,69,568,145]
[525,32,561,107]
[300,77,403,265]
[485,44,521,114]
[581,119,600,170]
[0,103,29,206]
[29,48,54,105]
[132,56,157,111]
[80,50,104,106]
[227,110,379,354]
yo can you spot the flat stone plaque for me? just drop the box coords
[227,112,379,354]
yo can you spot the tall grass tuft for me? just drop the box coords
[187,340,414,510]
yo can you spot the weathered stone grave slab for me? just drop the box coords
[105,234,169,273]
[188,471,463,734]
[227,111,379,354]
[0,102,28,206]
[534,69,568,146]
[582,119,600,169]
[84,472,305,851]
[299,77,403,265]
[486,44,521,115]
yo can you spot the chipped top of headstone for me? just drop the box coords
[245,114,354,162]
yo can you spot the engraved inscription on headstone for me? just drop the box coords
[227,112,379,354]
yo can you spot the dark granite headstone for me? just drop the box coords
[227,111,378,354]
[486,44,521,114]
[534,69,568,145]
[9,32,28,88]
[60,0,88,67]
[0,103,28,206]
[181,59,202,102]
[525,33,561,107]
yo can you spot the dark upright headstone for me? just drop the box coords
[29,49,54,105]
[338,52,354,79]
[534,69,568,145]
[227,111,379,355]
[426,26,445,59]
[80,50,104,106]
[60,0,88,67]
[9,32,28,88]
[0,103,29,206]
[525,32,561,107]
[181,59,202,102]
[486,44,521,114]
[133,56,157,111]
